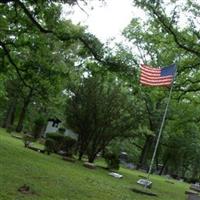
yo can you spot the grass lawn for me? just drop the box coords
[0,128,189,200]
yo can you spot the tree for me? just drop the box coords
[0,0,132,84]
[159,101,200,180]
[133,0,200,93]
[123,1,200,174]
[65,71,139,162]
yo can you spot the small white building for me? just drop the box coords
[64,129,78,140]
[44,118,78,140]
[44,118,61,137]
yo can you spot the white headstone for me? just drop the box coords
[137,179,152,188]
[109,172,123,179]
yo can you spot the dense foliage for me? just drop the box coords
[65,73,139,162]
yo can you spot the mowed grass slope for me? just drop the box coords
[0,128,189,200]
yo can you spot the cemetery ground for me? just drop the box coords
[0,128,190,200]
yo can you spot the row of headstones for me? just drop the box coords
[186,183,200,200]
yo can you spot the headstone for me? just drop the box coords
[137,179,152,189]
[185,190,198,195]
[190,184,200,193]
[188,194,200,200]
[126,163,135,169]
[27,146,45,153]
[165,174,172,179]
[11,134,23,140]
[63,156,76,163]
[109,172,123,179]
[83,162,96,169]
[58,150,67,156]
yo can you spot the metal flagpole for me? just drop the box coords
[146,65,177,183]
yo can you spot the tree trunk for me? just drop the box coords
[78,140,85,161]
[16,89,33,132]
[78,151,84,161]
[155,156,159,171]
[16,103,28,132]
[137,135,153,170]
[10,102,16,125]
[159,156,169,175]
[32,124,45,139]
[88,153,97,163]
[2,99,17,129]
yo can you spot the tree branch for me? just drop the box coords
[138,2,200,57]
[15,0,53,34]
[0,41,32,89]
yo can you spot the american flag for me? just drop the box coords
[140,64,176,86]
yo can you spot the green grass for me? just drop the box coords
[0,128,189,200]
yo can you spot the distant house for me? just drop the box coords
[44,118,61,137]
[64,129,78,140]
[44,118,78,140]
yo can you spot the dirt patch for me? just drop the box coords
[18,184,35,195]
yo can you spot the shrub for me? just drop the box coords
[46,133,64,152]
[188,177,200,183]
[45,138,56,155]
[34,117,45,126]
[45,133,77,156]
[104,151,120,170]
[58,127,66,134]
[6,125,15,133]
[46,132,64,141]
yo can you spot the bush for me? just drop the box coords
[104,151,120,170]
[188,177,200,183]
[46,133,64,152]
[46,132,64,141]
[34,117,45,126]
[45,133,77,156]
[45,138,56,154]
[6,125,15,133]
[58,127,66,134]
